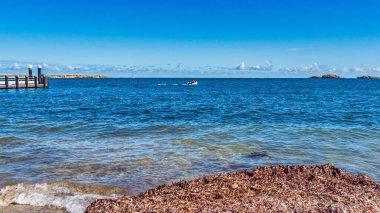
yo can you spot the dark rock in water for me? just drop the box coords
[357,75,380,79]
[310,75,321,78]
[249,151,270,158]
[322,74,341,79]
[228,163,251,170]
[86,164,380,212]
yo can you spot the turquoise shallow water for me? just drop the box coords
[0,78,379,193]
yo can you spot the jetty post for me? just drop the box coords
[43,76,48,88]
[28,65,33,78]
[34,76,38,88]
[5,75,9,89]
[25,76,29,88]
[38,65,42,83]
[15,75,19,89]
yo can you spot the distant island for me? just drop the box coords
[357,76,380,79]
[310,74,380,79]
[310,74,341,79]
[47,74,107,78]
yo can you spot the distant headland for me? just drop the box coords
[47,74,108,79]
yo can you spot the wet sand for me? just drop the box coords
[87,164,380,212]
[0,204,66,213]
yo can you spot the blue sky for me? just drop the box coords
[1,0,380,77]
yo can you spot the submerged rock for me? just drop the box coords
[249,151,270,158]
[86,164,380,212]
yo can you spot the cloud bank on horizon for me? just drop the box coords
[1,60,380,78]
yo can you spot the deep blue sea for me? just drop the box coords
[1,78,380,212]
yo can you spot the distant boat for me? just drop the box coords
[186,80,198,85]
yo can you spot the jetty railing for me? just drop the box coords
[0,65,49,89]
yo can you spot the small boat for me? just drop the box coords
[186,80,198,85]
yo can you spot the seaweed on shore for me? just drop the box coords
[86,164,380,212]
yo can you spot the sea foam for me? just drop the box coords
[0,183,119,213]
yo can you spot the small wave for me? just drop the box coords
[0,183,120,213]
[157,83,167,86]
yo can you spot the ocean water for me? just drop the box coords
[1,78,380,212]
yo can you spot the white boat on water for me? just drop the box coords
[186,80,198,85]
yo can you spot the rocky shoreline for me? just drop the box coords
[86,164,380,212]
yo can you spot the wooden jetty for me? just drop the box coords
[0,65,49,89]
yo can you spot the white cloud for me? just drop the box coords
[370,67,380,72]
[342,65,380,73]
[248,60,273,71]
[12,63,21,70]
[1,59,380,77]
[279,63,380,75]
[235,60,273,71]
[279,63,332,73]
[236,61,245,70]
